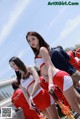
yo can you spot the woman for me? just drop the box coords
[67,50,80,71]
[9,57,60,119]
[11,80,40,119]
[75,48,80,67]
[26,31,80,113]
[76,48,80,58]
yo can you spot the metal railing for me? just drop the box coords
[0,78,25,119]
[0,77,16,103]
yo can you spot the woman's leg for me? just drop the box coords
[33,90,60,119]
[46,104,60,119]
[74,88,80,104]
[71,70,80,88]
[42,110,50,119]
[63,86,80,113]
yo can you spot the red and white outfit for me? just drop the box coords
[40,76,69,106]
[76,48,80,58]
[11,89,40,119]
[34,56,73,92]
[34,56,45,69]
[75,48,80,67]
[67,51,80,71]
[20,75,54,111]
[75,57,80,67]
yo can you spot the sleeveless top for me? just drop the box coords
[20,75,42,97]
[20,75,35,90]
[34,56,45,69]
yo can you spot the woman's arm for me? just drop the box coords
[28,66,40,97]
[40,47,56,90]
[19,85,29,104]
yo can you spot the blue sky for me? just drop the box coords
[0,0,80,81]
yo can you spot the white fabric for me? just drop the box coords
[49,94,55,105]
[20,75,34,89]
[21,75,42,98]
[34,57,45,69]
[33,88,42,98]
[63,75,73,91]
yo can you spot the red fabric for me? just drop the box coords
[77,60,80,67]
[40,63,45,69]
[11,89,39,119]
[76,48,80,58]
[53,71,70,106]
[33,90,51,111]
[53,71,69,91]
[75,57,80,67]
[40,76,48,92]
[40,76,69,106]
[67,51,80,71]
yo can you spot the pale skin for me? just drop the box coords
[10,61,40,107]
[9,61,60,119]
[28,67,60,119]
[27,35,80,113]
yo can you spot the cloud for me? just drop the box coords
[52,15,80,46]
[0,0,31,46]
[0,66,10,80]
[60,15,80,39]
[49,7,67,28]
[18,50,26,59]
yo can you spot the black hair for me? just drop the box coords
[9,57,27,73]
[9,57,27,84]
[26,32,50,57]
[12,81,19,90]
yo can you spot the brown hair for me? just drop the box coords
[9,57,30,84]
[12,81,19,90]
[26,32,50,57]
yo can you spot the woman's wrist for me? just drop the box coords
[30,95,33,98]
[49,83,54,86]
[49,81,54,85]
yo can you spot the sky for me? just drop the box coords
[0,0,80,81]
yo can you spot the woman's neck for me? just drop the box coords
[22,72,31,79]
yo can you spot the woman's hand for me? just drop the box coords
[29,96,35,110]
[48,83,56,91]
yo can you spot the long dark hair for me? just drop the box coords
[9,57,28,84]
[26,32,50,57]
[12,81,19,90]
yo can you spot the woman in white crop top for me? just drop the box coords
[26,31,80,113]
[9,57,60,119]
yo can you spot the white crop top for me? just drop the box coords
[20,75,42,98]
[20,75,35,90]
[34,56,45,69]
